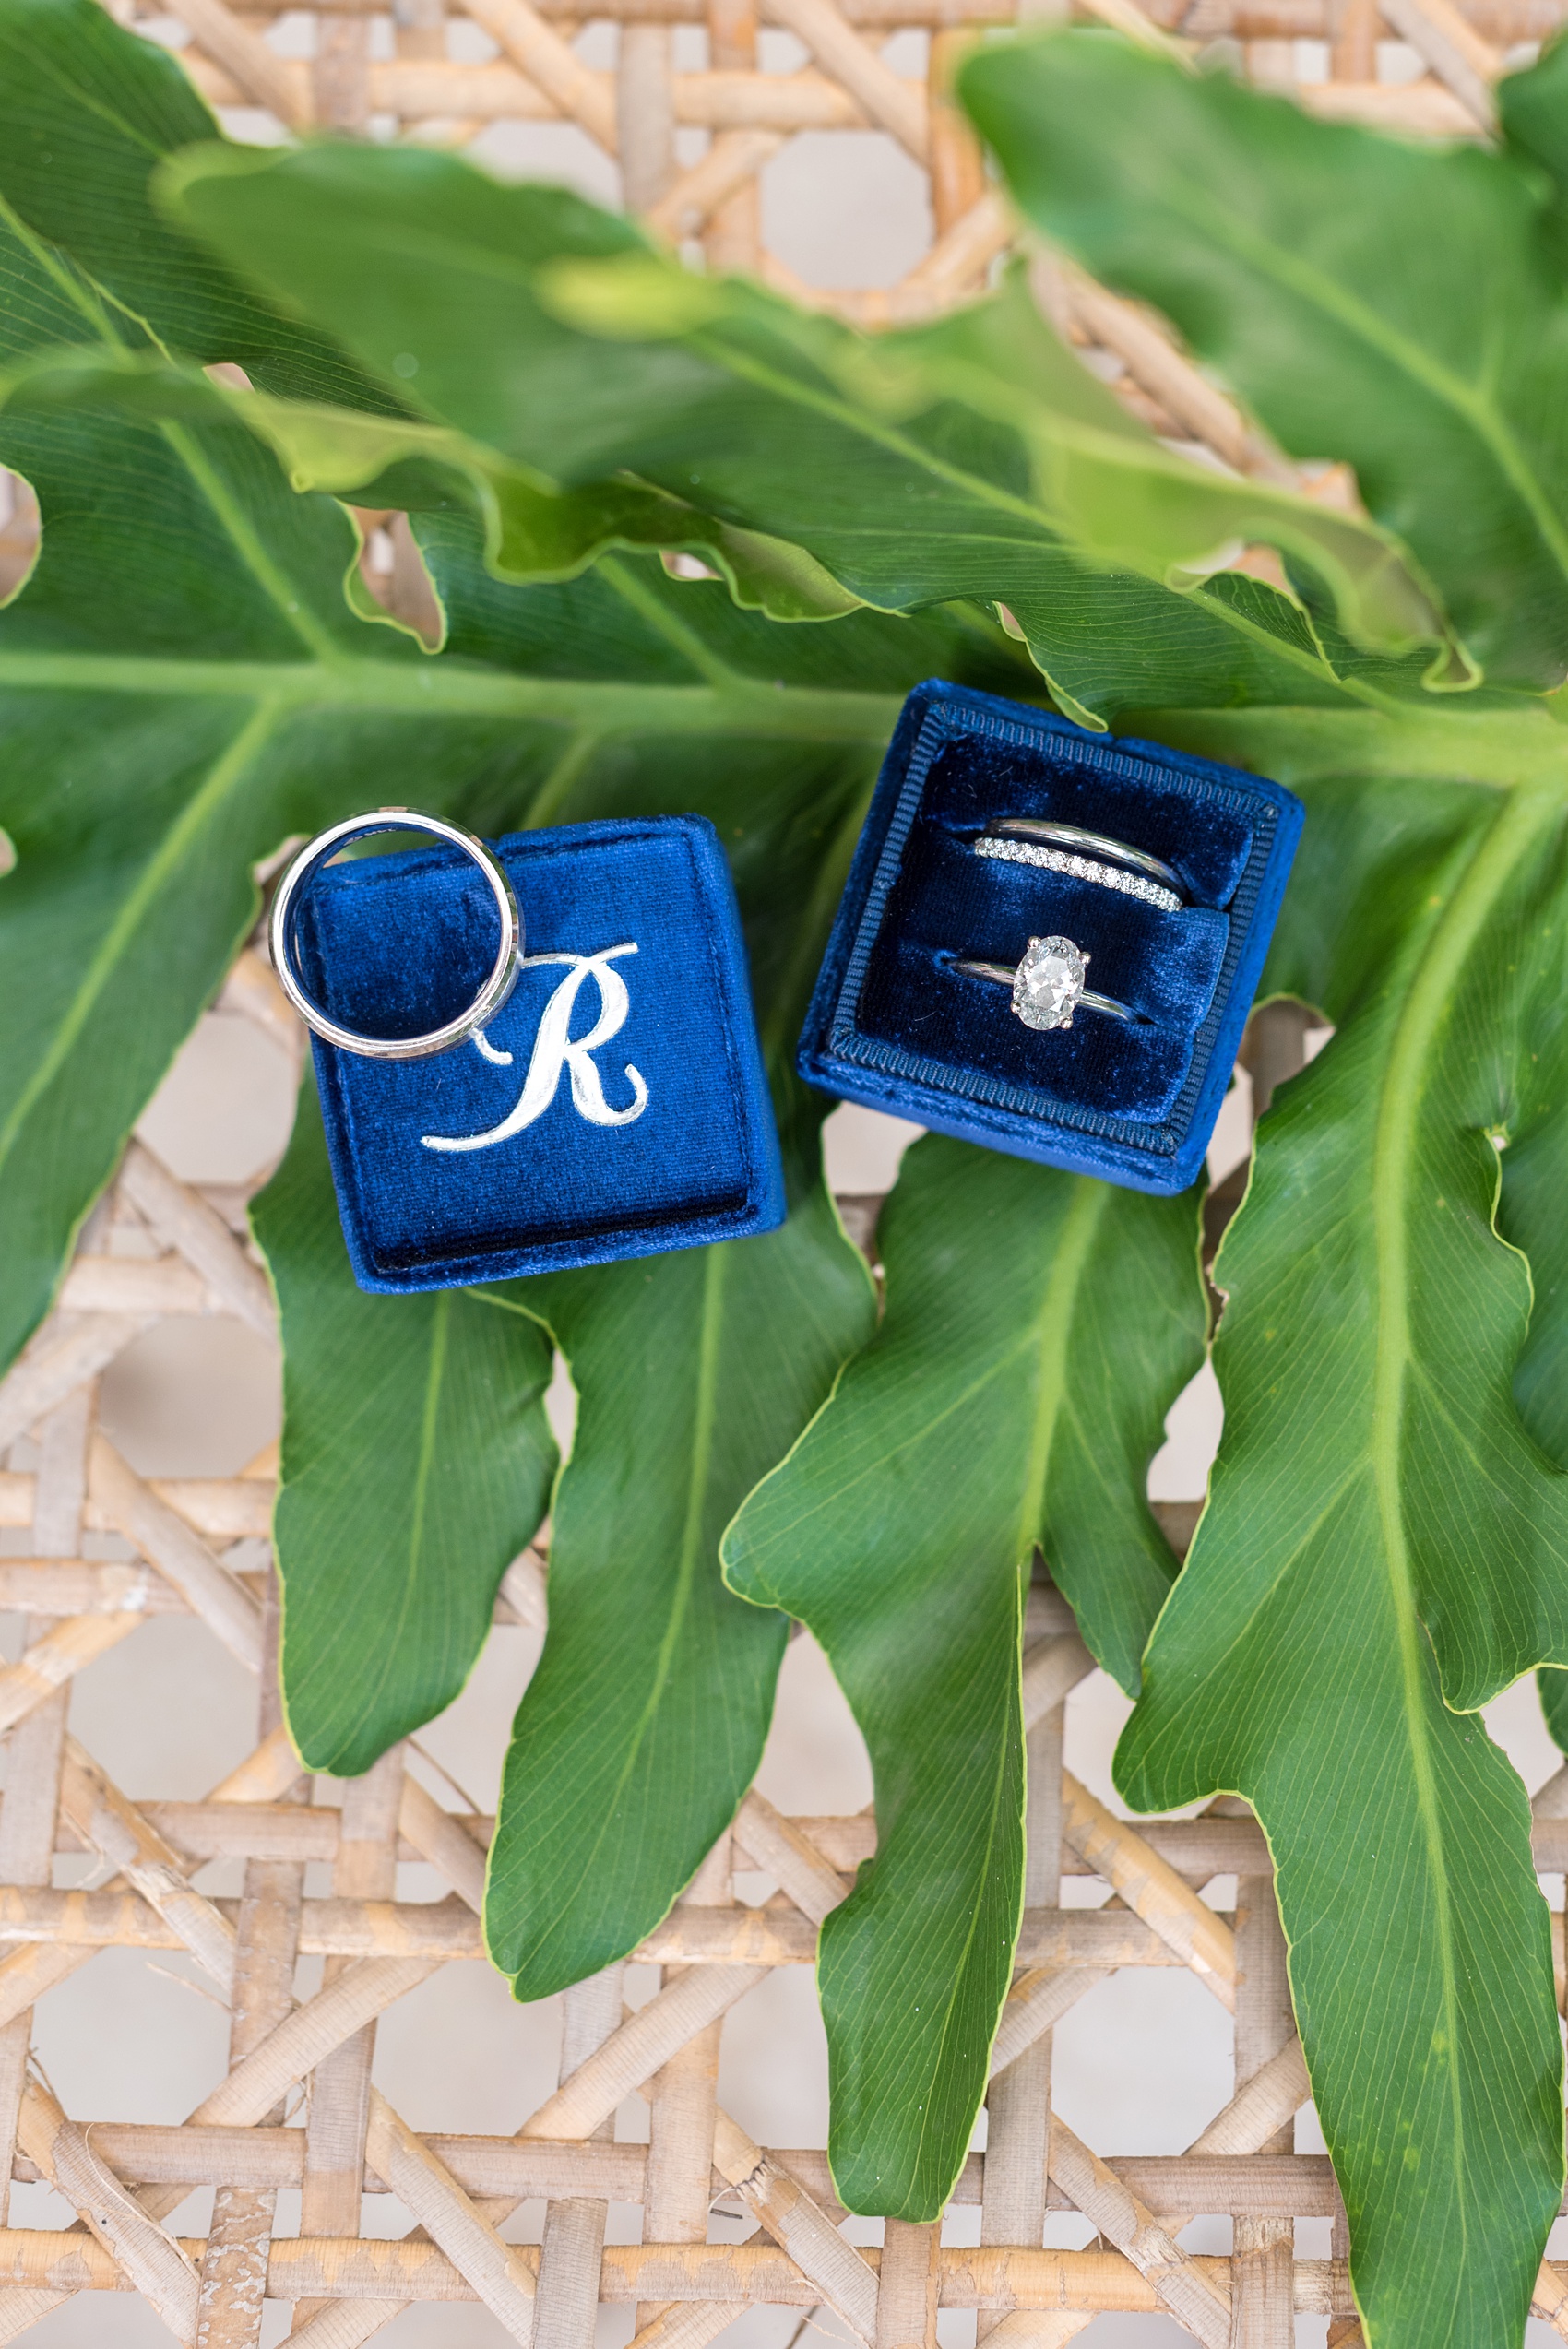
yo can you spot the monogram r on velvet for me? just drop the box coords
[296,816,785,1292]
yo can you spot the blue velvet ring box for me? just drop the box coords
[299,816,785,1292]
[799,682,1304,1194]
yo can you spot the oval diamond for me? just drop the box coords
[1012,935,1086,1031]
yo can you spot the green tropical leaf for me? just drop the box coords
[157,137,1452,719]
[1499,36,1568,275]
[252,1074,558,1774]
[0,344,928,1387]
[0,0,1013,2006]
[0,253,964,1388]
[961,30,1568,691]
[0,0,1045,1391]
[0,341,867,623]
[1110,754,1568,2345]
[480,1171,874,1995]
[6,331,1425,727]
[1538,1665,1568,1753]
[0,387,421,1382]
[411,504,913,1996]
[0,0,389,405]
[721,1137,1206,2217]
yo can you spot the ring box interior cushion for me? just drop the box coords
[800,682,1304,1193]
[298,816,784,1292]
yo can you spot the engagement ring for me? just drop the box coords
[952,936,1136,1032]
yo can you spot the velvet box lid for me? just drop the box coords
[301,815,785,1292]
[799,682,1304,1195]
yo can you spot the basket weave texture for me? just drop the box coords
[7,6,1568,2341]
[7,970,1568,2349]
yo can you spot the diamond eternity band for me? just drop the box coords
[975,835,1183,913]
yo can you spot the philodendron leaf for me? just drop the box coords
[160,138,1453,722]
[1499,36,1568,277]
[0,344,864,624]
[1539,1667,1568,1753]
[398,500,945,1989]
[252,1075,557,1774]
[0,0,390,408]
[0,70,1003,1393]
[721,1137,1206,2217]
[0,348,916,1387]
[0,0,1044,1388]
[480,1172,874,1995]
[0,15,996,1994]
[420,334,1464,720]
[0,336,425,1380]
[962,30,1568,692]
[1113,762,1568,2345]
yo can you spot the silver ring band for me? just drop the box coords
[976,820,1183,912]
[952,936,1138,1032]
[269,809,522,1061]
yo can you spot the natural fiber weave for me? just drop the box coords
[6,8,1568,2339]
[4,949,1568,2348]
[103,0,1543,331]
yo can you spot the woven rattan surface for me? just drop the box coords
[7,6,1568,2340]
[1,956,1566,2349]
[105,0,1562,330]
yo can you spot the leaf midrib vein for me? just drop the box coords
[1159,181,1568,598]
[326,1289,456,1755]
[0,186,112,338]
[157,419,343,662]
[540,1244,730,1903]
[730,1328,1036,1548]
[1015,1180,1111,1559]
[0,648,903,738]
[887,1178,1109,2195]
[598,551,743,688]
[0,191,348,659]
[1366,778,1563,2251]
[693,332,1384,706]
[0,699,279,1184]
[742,1190,1118,1558]
[15,42,181,166]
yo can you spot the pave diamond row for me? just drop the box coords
[975,835,1182,913]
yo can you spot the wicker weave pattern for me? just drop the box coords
[104,0,1560,329]
[6,8,1568,2338]
[0,953,1565,2349]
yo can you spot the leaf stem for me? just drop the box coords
[1167,186,1568,603]
[1369,776,1565,2237]
[158,421,345,664]
[0,649,903,741]
[0,699,280,1185]
[598,552,745,689]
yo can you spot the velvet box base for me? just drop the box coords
[300,815,785,1292]
[799,682,1304,1194]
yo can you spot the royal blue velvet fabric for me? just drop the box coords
[299,817,785,1291]
[800,682,1304,1193]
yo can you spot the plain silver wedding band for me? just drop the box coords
[955,957,1136,1025]
[269,808,522,1061]
[975,819,1184,911]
